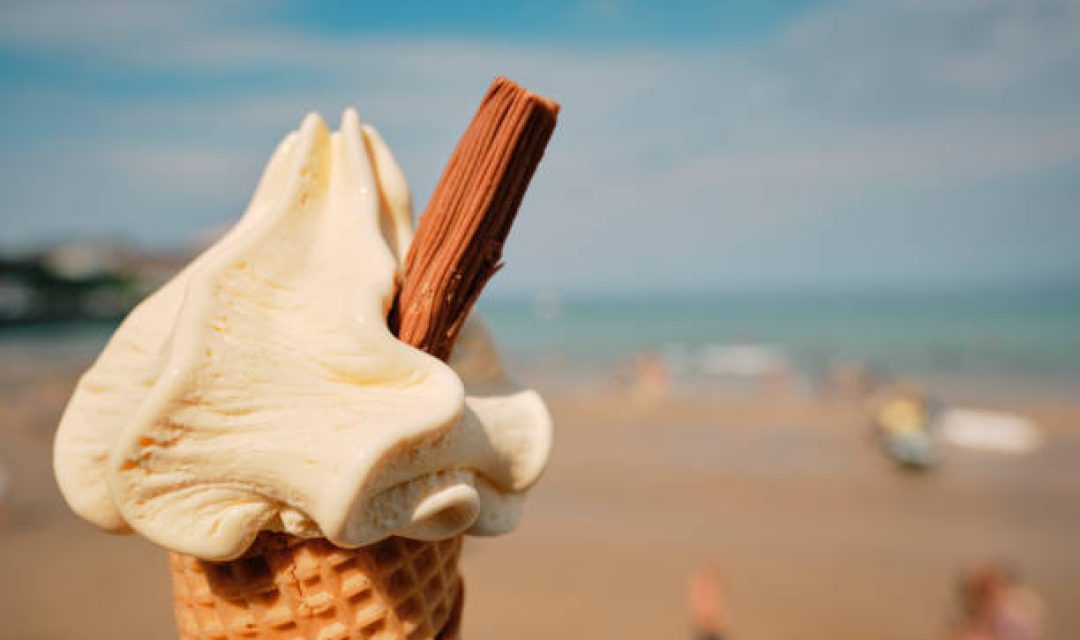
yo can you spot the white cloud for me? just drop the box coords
[2,0,1079,291]
[0,0,223,54]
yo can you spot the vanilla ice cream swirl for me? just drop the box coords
[53,109,552,561]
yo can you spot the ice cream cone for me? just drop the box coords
[54,78,556,640]
[169,534,463,640]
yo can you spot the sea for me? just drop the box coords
[4,288,1079,399]
[476,288,1080,397]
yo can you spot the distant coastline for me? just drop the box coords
[4,243,1078,402]
[0,244,188,327]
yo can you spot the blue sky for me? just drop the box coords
[1,0,1079,294]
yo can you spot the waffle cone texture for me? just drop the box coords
[169,534,463,640]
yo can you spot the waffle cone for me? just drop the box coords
[169,534,463,640]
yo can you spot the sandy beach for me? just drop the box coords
[2,354,1078,640]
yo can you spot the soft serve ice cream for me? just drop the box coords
[53,109,551,561]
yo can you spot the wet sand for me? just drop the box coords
[2,365,1079,639]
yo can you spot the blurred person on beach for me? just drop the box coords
[948,562,1044,640]
[632,350,671,401]
[689,567,731,640]
[870,379,941,470]
[825,360,877,401]
[0,457,10,530]
[759,362,796,396]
